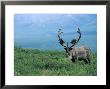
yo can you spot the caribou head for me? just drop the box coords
[57,28,91,64]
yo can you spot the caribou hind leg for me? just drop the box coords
[87,58,91,64]
[83,58,89,64]
[83,58,91,64]
[87,54,91,64]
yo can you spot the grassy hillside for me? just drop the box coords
[14,47,97,76]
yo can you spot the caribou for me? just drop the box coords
[57,28,91,64]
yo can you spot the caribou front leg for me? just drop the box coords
[71,56,76,63]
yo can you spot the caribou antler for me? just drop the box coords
[57,29,63,41]
[57,29,69,54]
[69,28,81,49]
[76,28,81,44]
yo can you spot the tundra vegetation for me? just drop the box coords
[14,47,97,76]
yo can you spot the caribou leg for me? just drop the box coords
[83,58,89,64]
[71,56,76,63]
[87,54,91,64]
[87,58,91,64]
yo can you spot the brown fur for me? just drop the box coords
[69,46,91,63]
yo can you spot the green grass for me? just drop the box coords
[14,47,97,76]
